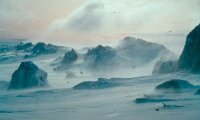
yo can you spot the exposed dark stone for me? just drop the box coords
[8,61,49,90]
[62,49,78,63]
[155,79,195,93]
[16,42,33,50]
[178,24,200,73]
[32,42,46,52]
[152,24,200,74]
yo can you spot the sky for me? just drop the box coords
[0,0,200,54]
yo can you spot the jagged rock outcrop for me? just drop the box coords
[85,45,113,58]
[32,42,46,53]
[177,24,200,73]
[62,49,78,63]
[24,43,61,59]
[152,24,200,74]
[155,79,195,93]
[152,60,177,74]
[16,42,33,50]
[8,61,49,90]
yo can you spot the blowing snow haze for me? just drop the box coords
[1,1,200,120]
[0,0,200,54]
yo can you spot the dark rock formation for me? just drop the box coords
[16,42,33,50]
[178,24,200,73]
[62,49,78,63]
[85,45,113,57]
[152,24,200,74]
[32,42,46,53]
[155,79,195,93]
[8,61,49,90]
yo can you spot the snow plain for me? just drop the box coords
[0,48,200,120]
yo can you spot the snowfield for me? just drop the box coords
[0,38,199,120]
[0,53,200,120]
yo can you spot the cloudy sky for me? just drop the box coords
[0,0,200,53]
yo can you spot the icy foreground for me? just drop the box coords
[0,73,200,120]
[8,61,49,90]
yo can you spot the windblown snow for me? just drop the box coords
[0,34,200,120]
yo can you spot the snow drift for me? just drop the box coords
[73,78,120,90]
[8,61,49,90]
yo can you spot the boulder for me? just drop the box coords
[155,79,195,93]
[8,61,49,90]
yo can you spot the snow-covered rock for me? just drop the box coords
[152,60,177,74]
[7,61,49,90]
[155,79,195,93]
[73,78,119,90]
[16,42,33,50]
[178,24,200,73]
[117,37,177,65]
[84,45,132,76]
